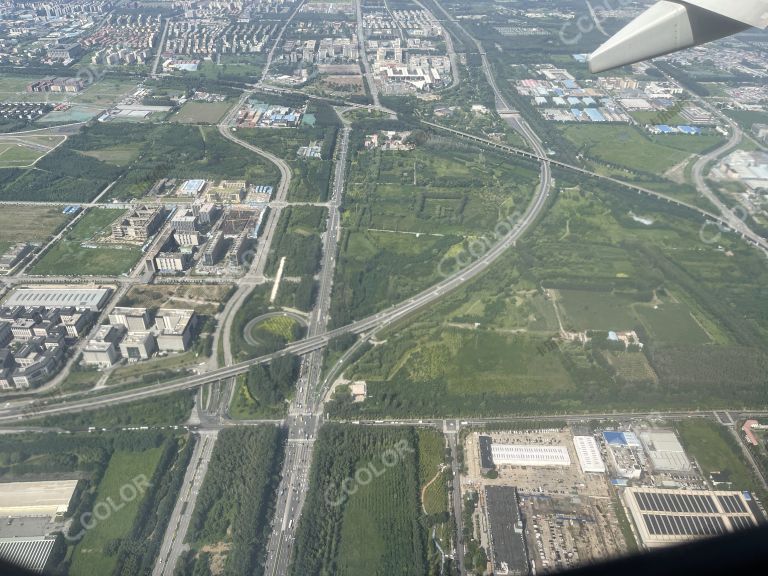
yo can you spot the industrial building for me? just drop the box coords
[0,479,80,573]
[572,436,606,474]
[490,444,571,467]
[4,287,111,311]
[485,486,529,576]
[0,480,78,518]
[640,430,691,472]
[623,487,759,549]
[603,431,644,479]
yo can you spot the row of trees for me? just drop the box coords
[186,427,285,575]
[289,425,427,576]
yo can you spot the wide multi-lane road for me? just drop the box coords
[263,121,352,576]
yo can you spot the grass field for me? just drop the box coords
[0,142,44,166]
[558,124,721,174]
[69,447,164,576]
[31,208,142,276]
[0,205,69,246]
[677,419,766,501]
[557,289,638,331]
[635,303,711,344]
[171,101,232,124]
[77,143,142,166]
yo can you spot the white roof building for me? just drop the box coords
[640,430,691,472]
[573,436,606,473]
[491,444,571,467]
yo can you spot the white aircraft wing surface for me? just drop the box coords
[589,0,768,73]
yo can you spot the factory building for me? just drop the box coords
[623,487,759,549]
[4,288,111,311]
[490,444,571,467]
[573,436,606,474]
[640,431,692,472]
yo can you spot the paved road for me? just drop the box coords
[264,121,352,576]
[355,0,381,108]
[153,430,218,576]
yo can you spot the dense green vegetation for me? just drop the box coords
[231,355,299,418]
[183,427,285,576]
[230,286,306,361]
[677,419,767,503]
[290,425,433,576]
[329,134,539,327]
[239,124,338,202]
[34,391,195,429]
[266,206,327,277]
[328,170,768,418]
[48,123,280,201]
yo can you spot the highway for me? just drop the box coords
[153,430,218,576]
[263,121,352,576]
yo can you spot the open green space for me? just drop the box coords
[677,419,767,501]
[265,206,327,278]
[330,135,539,327]
[69,448,164,576]
[0,142,46,166]
[239,123,338,202]
[0,205,70,246]
[31,208,142,276]
[170,100,232,124]
[327,171,768,418]
[34,390,195,429]
[290,425,432,576]
[635,303,711,344]
[558,124,722,175]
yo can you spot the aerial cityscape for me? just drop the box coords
[0,0,766,575]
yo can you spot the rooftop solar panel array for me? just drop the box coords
[642,514,727,537]
[633,491,717,514]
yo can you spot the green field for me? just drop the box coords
[291,425,430,576]
[557,289,639,331]
[0,205,69,246]
[635,303,711,344]
[171,101,232,124]
[330,137,540,327]
[181,427,284,575]
[327,166,768,417]
[0,142,44,166]
[69,448,164,576]
[558,124,721,174]
[31,208,142,276]
[677,419,766,501]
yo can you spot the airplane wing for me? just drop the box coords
[589,0,768,73]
